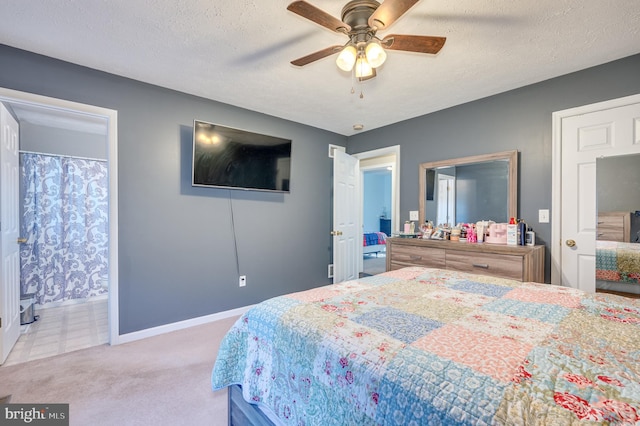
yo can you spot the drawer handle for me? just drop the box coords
[409,255,423,261]
[472,263,489,269]
[597,233,604,237]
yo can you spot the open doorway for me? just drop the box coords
[0,88,119,366]
[362,168,391,276]
[355,146,400,276]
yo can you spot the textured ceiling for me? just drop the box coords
[1,0,639,136]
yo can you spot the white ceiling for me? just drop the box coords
[1,0,639,136]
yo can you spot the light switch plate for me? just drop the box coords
[409,210,419,221]
[539,209,550,223]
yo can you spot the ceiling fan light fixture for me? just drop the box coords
[287,0,447,80]
[336,45,357,72]
[365,40,386,68]
[355,54,373,78]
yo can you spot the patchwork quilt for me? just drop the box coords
[211,267,640,425]
[597,240,640,284]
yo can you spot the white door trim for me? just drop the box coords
[551,93,640,285]
[0,87,120,345]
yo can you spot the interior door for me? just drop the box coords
[333,149,359,283]
[560,100,640,292]
[0,103,21,364]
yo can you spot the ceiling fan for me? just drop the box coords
[287,0,446,80]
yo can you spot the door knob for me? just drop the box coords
[330,230,343,236]
[565,239,576,247]
[17,237,27,243]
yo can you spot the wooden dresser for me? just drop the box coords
[597,211,630,242]
[386,237,545,283]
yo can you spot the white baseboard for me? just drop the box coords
[112,304,254,345]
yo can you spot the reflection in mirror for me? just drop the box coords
[419,151,517,227]
[595,153,640,296]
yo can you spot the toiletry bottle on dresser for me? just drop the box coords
[518,219,526,245]
[526,228,535,246]
[507,218,518,245]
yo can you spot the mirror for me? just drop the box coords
[596,153,640,243]
[419,150,517,226]
[595,153,640,294]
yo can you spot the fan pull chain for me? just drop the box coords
[350,70,365,99]
[350,70,356,95]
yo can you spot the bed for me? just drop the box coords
[211,267,640,425]
[363,231,387,256]
[596,240,640,295]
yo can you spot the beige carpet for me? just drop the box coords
[363,253,386,275]
[0,316,239,426]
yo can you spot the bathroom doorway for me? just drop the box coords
[0,88,119,365]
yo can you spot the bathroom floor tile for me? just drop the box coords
[1,297,108,367]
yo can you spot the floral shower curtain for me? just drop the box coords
[20,152,109,306]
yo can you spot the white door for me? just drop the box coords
[333,149,360,283]
[0,103,21,364]
[557,98,640,292]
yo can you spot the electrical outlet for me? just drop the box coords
[538,209,550,223]
[409,210,419,221]
[239,275,246,287]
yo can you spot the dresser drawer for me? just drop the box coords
[445,251,523,281]
[597,228,625,242]
[385,238,545,282]
[390,245,445,269]
[597,212,630,242]
[598,217,624,241]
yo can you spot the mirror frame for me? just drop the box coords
[418,150,518,225]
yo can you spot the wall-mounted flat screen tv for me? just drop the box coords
[192,120,292,192]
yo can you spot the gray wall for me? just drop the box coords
[0,44,346,334]
[347,54,640,282]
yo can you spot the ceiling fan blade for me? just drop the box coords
[381,34,446,54]
[287,1,351,33]
[368,0,419,31]
[291,45,343,67]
